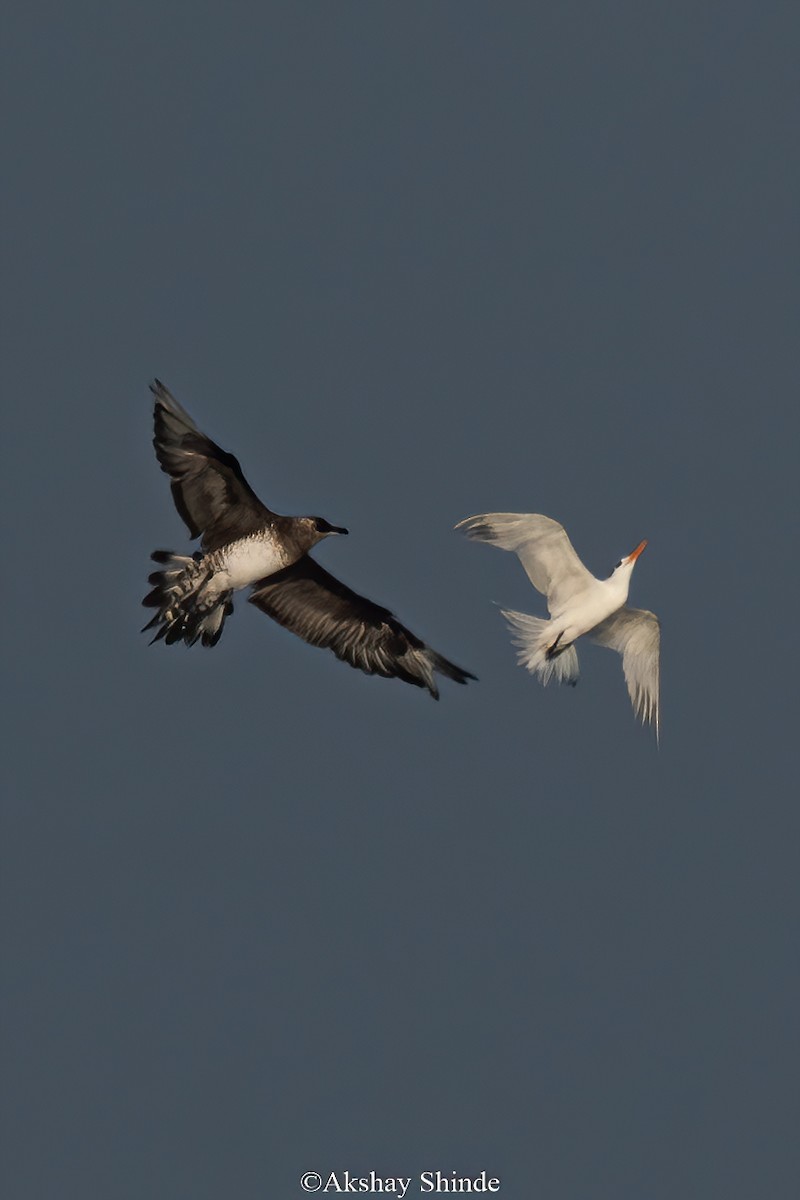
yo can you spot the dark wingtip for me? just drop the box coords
[457,519,495,543]
[432,654,478,686]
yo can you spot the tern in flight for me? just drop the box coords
[143,381,475,698]
[457,512,660,738]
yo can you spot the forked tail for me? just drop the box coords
[501,609,579,687]
[142,551,233,647]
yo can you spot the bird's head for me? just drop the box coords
[610,539,647,578]
[304,516,349,544]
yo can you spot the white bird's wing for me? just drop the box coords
[456,513,596,613]
[591,606,660,739]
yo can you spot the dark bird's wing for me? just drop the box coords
[249,557,476,698]
[591,606,660,740]
[151,379,276,552]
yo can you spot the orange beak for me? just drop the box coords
[627,539,648,563]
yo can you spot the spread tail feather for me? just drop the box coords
[142,551,233,647]
[501,609,579,687]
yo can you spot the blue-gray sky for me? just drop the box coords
[4,3,798,1197]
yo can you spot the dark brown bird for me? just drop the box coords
[143,381,475,698]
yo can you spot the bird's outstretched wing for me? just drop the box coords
[249,557,476,698]
[591,606,660,739]
[150,380,276,552]
[456,512,596,614]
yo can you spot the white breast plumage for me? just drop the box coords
[216,535,289,589]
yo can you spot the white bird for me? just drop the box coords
[457,513,660,739]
